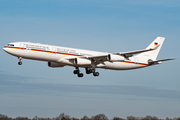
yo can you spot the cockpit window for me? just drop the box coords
[8,44,14,47]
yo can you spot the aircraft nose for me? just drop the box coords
[3,46,8,52]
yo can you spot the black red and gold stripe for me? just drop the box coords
[120,61,149,66]
[4,46,81,57]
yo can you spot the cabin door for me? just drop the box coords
[20,44,26,50]
[52,47,56,54]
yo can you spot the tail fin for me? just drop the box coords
[136,37,165,60]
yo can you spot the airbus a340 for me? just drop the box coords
[3,37,175,77]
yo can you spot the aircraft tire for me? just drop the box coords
[86,70,91,74]
[18,62,22,65]
[78,73,83,77]
[93,72,99,77]
[73,70,79,74]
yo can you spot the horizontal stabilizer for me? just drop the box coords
[148,58,176,65]
[154,58,177,62]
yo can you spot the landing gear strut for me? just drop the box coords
[73,67,83,78]
[85,68,92,74]
[18,57,22,65]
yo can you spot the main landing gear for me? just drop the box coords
[74,67,99,78]
[86,68,99,76]
[73,67,84,78]
[18,57,22,65]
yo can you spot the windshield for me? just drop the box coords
[8,44,14,47]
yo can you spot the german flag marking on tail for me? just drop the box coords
[154,42,158,46]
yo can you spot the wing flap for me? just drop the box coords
[83,55,109,61]
[65,55,108,61]
[61,54,109,65]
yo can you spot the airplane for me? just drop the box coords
[3,37,175,77]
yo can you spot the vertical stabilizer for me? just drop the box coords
[136,37,165,60]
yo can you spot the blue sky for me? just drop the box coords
[0,0,180,119]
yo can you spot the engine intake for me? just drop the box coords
[108,54,124,61]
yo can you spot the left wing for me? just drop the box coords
[114,45,159,58]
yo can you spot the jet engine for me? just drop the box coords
[48,62,65,68]
[108,54,124,61]
[74,58,91,65]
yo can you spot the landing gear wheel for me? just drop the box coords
[78,73,83,77]
[93,72,99,77]
[73,70,79,74]
[85,68,91,74]
[18,62,22,65]
[86,70,91,74]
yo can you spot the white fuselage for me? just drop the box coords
[3,42,149,70]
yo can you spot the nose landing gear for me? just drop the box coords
[18,57,22,65]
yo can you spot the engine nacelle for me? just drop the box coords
[48,62,65,68]
[108,54,124,61]
[74,58,91,65]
